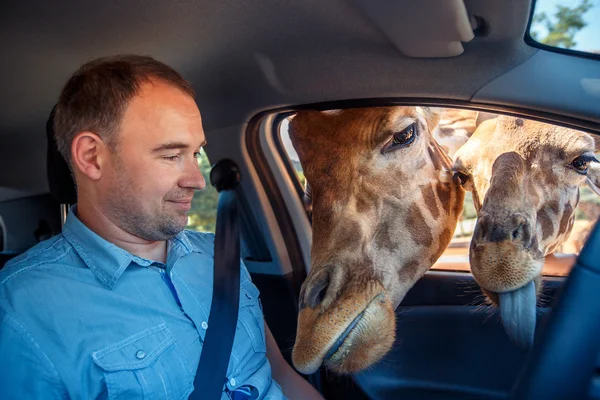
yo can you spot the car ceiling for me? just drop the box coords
[1,0,599,203]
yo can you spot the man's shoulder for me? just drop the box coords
[179,230,252,281]
[179,229,215,254]
[0,235,71,284]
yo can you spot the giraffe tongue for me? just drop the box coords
[498,281,536,349]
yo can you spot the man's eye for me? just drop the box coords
[164,155,180,161]
[381,123,417,154]
[571,155,598,175]
[193,151,202,159]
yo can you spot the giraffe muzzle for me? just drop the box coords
[474,213,534,248]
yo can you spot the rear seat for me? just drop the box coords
[0,107,72,272]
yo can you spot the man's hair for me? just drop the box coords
[54,55,195,166]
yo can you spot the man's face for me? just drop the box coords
[101,80,206,241]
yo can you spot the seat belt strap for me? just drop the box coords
[190,159,241,400]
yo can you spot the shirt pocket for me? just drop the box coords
[238,283,266,354]
[92,323,194,400]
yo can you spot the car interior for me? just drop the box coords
[1,0,599,399]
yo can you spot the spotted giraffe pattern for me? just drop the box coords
[453,115,600,305]
[288,106,464,374]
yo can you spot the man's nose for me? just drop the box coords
[181,159,206,190]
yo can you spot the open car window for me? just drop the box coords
[277,107,600,277]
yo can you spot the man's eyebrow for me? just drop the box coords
[151,140,207,153]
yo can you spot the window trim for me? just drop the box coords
[261,99,599,277]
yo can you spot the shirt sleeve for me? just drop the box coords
[0,307,67,399]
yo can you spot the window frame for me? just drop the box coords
[267,100,600,277]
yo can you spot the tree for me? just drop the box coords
[187,152,219,233]
[531,0,593,49]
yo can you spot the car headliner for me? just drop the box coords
[0,0,599,202]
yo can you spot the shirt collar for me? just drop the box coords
[62,205,195,289]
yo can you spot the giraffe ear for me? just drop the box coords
[586,162,600,196]
[417,107,441,134]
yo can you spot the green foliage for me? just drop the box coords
[295,169,306,188]
[462,192,477,220]
[186,151,219,233]
[531,0,593,49]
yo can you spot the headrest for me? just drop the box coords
[46,106,77,205]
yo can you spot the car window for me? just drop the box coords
[277,107,600,277]
[186,150,218,233]
[528,0,599,59]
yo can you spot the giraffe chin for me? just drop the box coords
[470,241,543,349]
[292,292,396,375]
[470,240,543,296]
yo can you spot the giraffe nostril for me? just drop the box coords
[476,213,533,245]
[316,284,328,305]
[512,225,522,240]
[303,267,331,309]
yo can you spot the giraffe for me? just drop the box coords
[432,108,497,158]
[452,115,600,347]
[288,106,465,374]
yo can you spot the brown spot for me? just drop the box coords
[421,184,440,219]
[515,118,524,127]
[415,158,427,169]
[541,161,558,186]
[437,126,456,138]
[548,200,560,215]
[430,228,453,264]
[537,207,554,242]
[452,185,464,217]
[406,204,433,247]
[333,220,363,250]
[356,194,370,214]
[399,259,421,284]
[428,146,442,170]
[558,203,574,237]
[374,220,395,252]
[436,181,452,208]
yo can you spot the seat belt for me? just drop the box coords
[190,159,242,400]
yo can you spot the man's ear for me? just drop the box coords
[71,132,106,181]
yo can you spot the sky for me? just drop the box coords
[531,0,600,52]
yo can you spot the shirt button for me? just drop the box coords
[135,350,146,359]
[201,321,208,330]
[229,378,237,386]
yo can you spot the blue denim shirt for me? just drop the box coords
[0,207,285,400]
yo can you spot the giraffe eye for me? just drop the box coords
[571,155,598,175]
[382,123,417,154]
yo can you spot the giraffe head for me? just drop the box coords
[288,107,465,374]
[453,115,600,347]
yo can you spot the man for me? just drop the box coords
[0,55,323,400]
